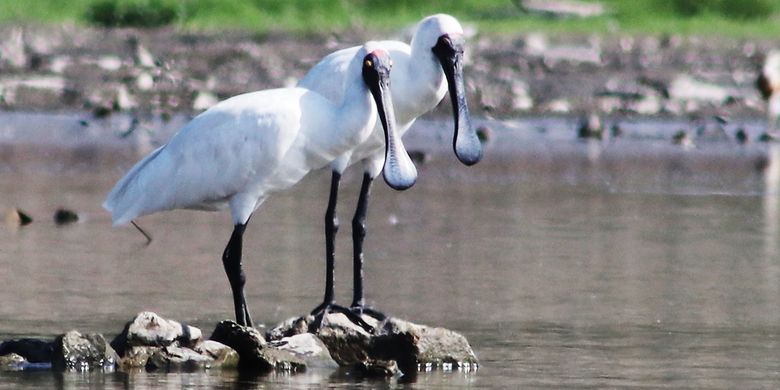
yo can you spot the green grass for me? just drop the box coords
[1,0,780,38]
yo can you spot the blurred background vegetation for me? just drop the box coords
[0,0,779,37]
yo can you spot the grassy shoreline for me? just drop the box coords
[1,0,780,38]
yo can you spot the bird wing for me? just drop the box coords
[104,89,307,225]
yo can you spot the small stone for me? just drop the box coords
[313,313,375,366]
[269,333,338,369]
[54,208,79,225]
[111,312,202,356]
[146,345,214,372]
[735,128,748,144]
[53,331,117,372]
[210,320,305,373]
[194,340,239,368]
[577,114,603,139]
[116,345,157,370]
[476,126,493,144]
[4,208,33,226]
[353,358,400,378]
[136,72,155,91]
[0,338,53,363]
[192,91,219,111]
[0,353,26,371]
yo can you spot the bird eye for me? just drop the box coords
[364,59,373,67]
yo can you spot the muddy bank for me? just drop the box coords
[0,24,776,121]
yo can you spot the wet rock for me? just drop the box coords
[52,331,117,371]
[0,76,67,106]
[371,317,479,372]
[54,208,79,225]
[111,311,202,356]
[266,315,310,340]
[0,338,53,363]
[672,130,693,147]
[577,114,603,139]
[353,359,400,378]
[476,125,494,144]
[269,333,338,369]
[116,345,158,370]
[0,353,26,371]
[194,340,240,368]
[210,320,305,373]
[146,345,216,371]
[311,313,376,366]
[268,314,478,375]
[735,128,749,144]
[4,208,33,226]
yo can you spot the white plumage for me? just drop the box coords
[297,14,482,320]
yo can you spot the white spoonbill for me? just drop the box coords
[298,14,482,321]
[103,43,416,327]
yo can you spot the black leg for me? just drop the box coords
[222,222,253,327]
[350,173,386,321]
[309,171,376,333]
[311,171,341,314]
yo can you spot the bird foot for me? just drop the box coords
[309,302,375,334]
[350,304,387,322]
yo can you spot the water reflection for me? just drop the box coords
[1,115,780,387]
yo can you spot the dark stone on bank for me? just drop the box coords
[53,208,79,225]
[0,338,53,363]
[52,331,117,371]
[210,320,306,373]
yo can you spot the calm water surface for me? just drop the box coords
[1,115,779,388]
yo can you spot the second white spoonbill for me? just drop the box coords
[103,43,415,327]
[298,14,481,322]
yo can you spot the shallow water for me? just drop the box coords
[1,114,780,388]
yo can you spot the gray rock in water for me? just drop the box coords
[0,338,53,363]
[210,320,305,373]
[0,353,26,371]
[268,333,338,369]
[111,311,202,355]
[267,314,478,375]
[146,345,216,372]
[371,318,479,372]
[52,331,117,372]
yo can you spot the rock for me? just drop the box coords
[52,331,117,371]
[146,345,215,372]
[312,313,376,366]
[210,320,305,373]
[194,340,240,368]
[111,311,202,356]
[353,359,400,378]
[96,55,123,72]
[268,333,338,369]
[136,72,155,91]
[577,114,603,139]
[4,208,33,226]
[116,345,158,370]
[0,353,26,371]
[192,90,219,111]
[0,338,53,363]
[371,317,479,372]
[266,315,310,340]
[53,208,79,225]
